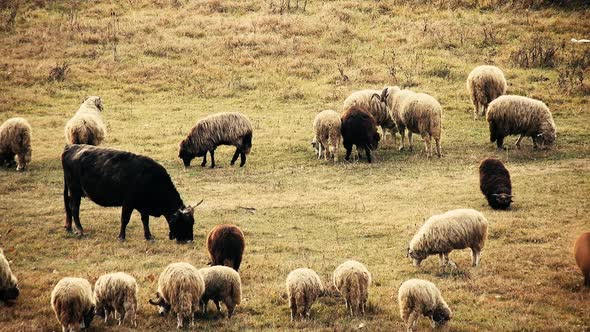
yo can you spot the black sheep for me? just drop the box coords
[479,158,512,210]
[341,106,380,163]
[206,224,245,271]
[62,144,195,242]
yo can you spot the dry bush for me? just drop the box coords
[557,48,590,95]
[509,37,560,68]
[48,62,70,82]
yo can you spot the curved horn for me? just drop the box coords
[148,293,164,306]
[371,93,381,101]
[194,199,204,208]
[380,87,389,103]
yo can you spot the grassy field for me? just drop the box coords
[1,1,589,331]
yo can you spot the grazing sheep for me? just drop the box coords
[179,112,253,168]
[398,279,452,332]
[64,96,106,146]
[486,95,556,150]
[312,110,341,162]
[206,224,245,271]
[466,65,507,120]
[408,209,488,268]
[51,277,95,332]
[286,268,324,321]
[343,87,398,142]
[198,266,242,318]
[0,248,19,306]
[333,260,371,316]
[148,262,205,329]
[479,158,513,210]
[0,117,32,171]
[94,272,138,327]
[378,88,442,158]
[340,106,380,163]
[574,232,590,287]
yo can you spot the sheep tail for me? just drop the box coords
[231,279,241,305]
[348,274,361,314]
[242,131,252,155]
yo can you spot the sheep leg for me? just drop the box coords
[69,194,84,236]
[472,249,481,267]
[421,133,431,158]
[438,253,445,267]
[365,148,372,163]
[240,152,247,167]
[289,297,297,321]
[200,153,207,167]
[64,185,73,233]
[407,310,420,332]
[496,136,505,150]
[209,150,215,168]
[214,300,221,312]
[408,132,414,151]
[399,128,406,151]
[141,213,154,240]
[473,103,479,120]
[318,142,324,160]
[118,205,133,241]
[61,326,67,332]
[515,135,524,149]
[177,313,183,329]
[435,137,442,158]
[230,149,240,165]
[16,153,26,171]
[584,275,590,287]
[344,145,352,161]
[227,304,235,319]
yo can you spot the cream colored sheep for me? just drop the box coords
[0,117,32,171]
[408,209,488,268]
[50,277,95,332]
[64,96,106,145]
[343,87,399,142]
[466,65,507,120]
[148,262,204,328]
[333,260,371,316]
[198,266,242,319]
[486,95,556,150]
[94,272,138,327]
[398,279,452,332]
[383,88,442,157]
[286,268,324,321]
[0,248,19,305]
[312,110,341,162]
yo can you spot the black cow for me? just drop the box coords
[62,144,195,242]
[479,158,513,210]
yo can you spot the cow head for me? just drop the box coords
[178,139,197,167]
[149,292,171,315]
[168,205,196,243]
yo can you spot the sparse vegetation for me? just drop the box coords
[0,1,589,331]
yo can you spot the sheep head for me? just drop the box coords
[149,292,171,315]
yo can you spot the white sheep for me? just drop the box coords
[0,117,32,171]
[94,272,138,327]
[198,266,242,319]
[64,96,107,145]
[286,268,324,321]
[486,95,556,150]
[466,65,507,120]
[0,248,19,305]
[312,110,341,162]
[380,88,442,158]
[50,277,96,332]
[333,260,371,316]
[408,209,488,268]
[398,279,452,332]
[148,262,204,328]
[343,87,398,142]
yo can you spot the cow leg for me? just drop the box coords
[69,195,84,236]
[200,153,207,167]
[118,206,133,241]
[240,152,246,167]
[141,213,154,240]
[230,148,240,166]
[209,150,215,168]
[365,148,372,163]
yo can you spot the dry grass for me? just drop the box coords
[0,1,589,331]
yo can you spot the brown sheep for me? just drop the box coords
[206,224,245,271]
[0,117,32,171]
[574,232,590,287]
[340,106,380,163]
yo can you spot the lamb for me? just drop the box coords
[94,272,138,327]
[398,279,452,332]
[486,95,556,150]
[64,96,106,146]
[466,65,507,120]
[206,224,245,271]
[0,117,32,171]
[179,112,253,168]
[50,277,95,332]
[479,158,513,210]
[286,268,324,321]
[340,106,380,163]
[377,88,442,158]
[408,209,488,268]
[311,110,341,162]
[198,266,242,318]
[574,232,590,287]
[343,88,398,142]
[0,248,19,306]
[333,260,371,316]
[148,262,205,328]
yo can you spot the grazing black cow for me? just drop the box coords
[62,144,195,242]
[341,106,380,163]
[479,158,513,210]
